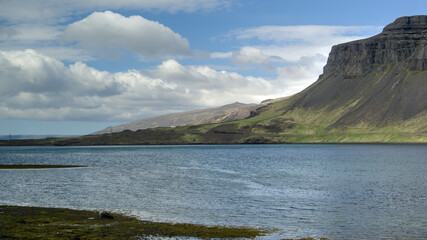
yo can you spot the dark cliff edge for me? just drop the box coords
[325,15,427,75]
[2,16,426,146]
[279,15,427,129]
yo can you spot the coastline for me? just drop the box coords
[0,165,87,169]
[0,205,267,239]
[0,127,426,146]
[1,141,426,147]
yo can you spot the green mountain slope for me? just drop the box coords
[243,15,427,142]
[93,102,260,135]
[2,16,426,146]
[93,98,289,135]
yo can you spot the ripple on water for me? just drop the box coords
[0,144,426,239]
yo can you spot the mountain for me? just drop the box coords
[2,16,426,146]
[94,97,291,135]
[0,135,78,140]
[93,102,260,135]
[239,15,427,142]
[290,15,427,128]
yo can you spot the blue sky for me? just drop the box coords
[0,0,425,135]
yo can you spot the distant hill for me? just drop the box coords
[93,97,290,135]
[93,102,260,135]
[0,135,78,140]
[3,16,426,146]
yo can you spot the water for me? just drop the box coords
[0,144,426,239]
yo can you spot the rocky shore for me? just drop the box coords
[0,205,267,239]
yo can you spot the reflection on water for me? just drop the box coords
[0,144,426,239]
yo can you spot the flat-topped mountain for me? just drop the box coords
[3,16,426,145]
[383,15,427,33]
[270,15,427,132]
[325,15,427,75]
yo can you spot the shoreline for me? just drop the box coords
[0,205,268,239]
[0,164,87,169]
[1,142,426,147]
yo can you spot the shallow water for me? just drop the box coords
[0,144,426,239]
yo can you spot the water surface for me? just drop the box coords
[0,144,426,239]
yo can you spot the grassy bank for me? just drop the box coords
[0,205,267,239]
[1,108,425,146]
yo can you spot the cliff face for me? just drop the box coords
[324,15,427,75]
[283,15,427,128]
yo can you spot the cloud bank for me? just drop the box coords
[219,25,381,63]
[0,0,232,23]
[210,25,381,96]
[234,25,380,44]
[0,49,276,121]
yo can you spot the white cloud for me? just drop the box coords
[231,25,381,62]
[151,59,274,96]
[275,54,327,96]
[234,25,381,44]
[231,46,280,69]
[208,25,381,99]
[63,11,191,59]
[0,1,224,62]
[213,26,381,66]
[210,52,232,59]
[211,46,284,70]
[0,25,62,41]
[35,47,95,62]
[0,11,192,62]
[0,0,232,24]
[0,49,278,122]
[208,25,383,95]
[0,49,121,98]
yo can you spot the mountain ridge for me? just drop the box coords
[94,97,291,135]
[94,102,260,135]
[276,15,427,130]
[2,16,426,145]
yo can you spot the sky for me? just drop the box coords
[0,0,426,135]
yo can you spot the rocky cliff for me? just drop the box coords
[324,15,427,75]
[280,15,427,129]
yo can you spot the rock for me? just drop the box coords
[324,15,427,75]
[99,211,114,219]
[283,15,427,128]
[383,15,427,32]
